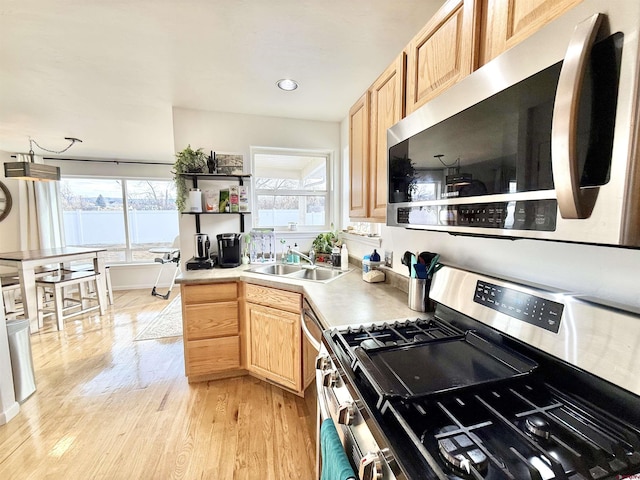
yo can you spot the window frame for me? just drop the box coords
[250,146,334,232]
[60,175,178,264]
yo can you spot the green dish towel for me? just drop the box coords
[320,418,356,480]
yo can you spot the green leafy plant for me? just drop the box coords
[173,145,208,211]
[312,225,341,254]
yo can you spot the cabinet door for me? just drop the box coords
[246,302,301,392]
[479,0,582,66]
[349,92,370,218]
[368,52,406,221]
[405,0,480,115]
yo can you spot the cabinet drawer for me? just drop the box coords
[182,282,238,304]
[186,336,240,376]
[184,301,238,340]
[245,283,301,313]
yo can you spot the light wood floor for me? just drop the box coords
[0,289,316,479]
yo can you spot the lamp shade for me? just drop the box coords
[4,161,61,181]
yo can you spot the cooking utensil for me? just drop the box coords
[426,254,440,278]
[410,254,417,277]
[401,251,413,276]
[413,263,428,279]
[418,251,434,265]
[353,331,538,400]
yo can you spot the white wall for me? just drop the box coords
[0,151,21,256]
[172,107,342,262]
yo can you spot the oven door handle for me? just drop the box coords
[551,12,602,219]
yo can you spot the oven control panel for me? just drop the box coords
[474,280,563,333]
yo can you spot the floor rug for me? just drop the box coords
[134,295,183,341]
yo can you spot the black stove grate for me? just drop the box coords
[385,376,640,479]
[338,317,463,349]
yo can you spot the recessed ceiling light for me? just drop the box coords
[276,79,298,91]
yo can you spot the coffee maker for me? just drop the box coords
[217,233,241,268]
[186,233,215,270]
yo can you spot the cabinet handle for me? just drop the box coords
[551,13,602,219]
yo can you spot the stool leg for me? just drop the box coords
[105,268,114,305]
[94,278,106,313]
[37,286,45,330]
[54,283,65,330]
[79,281,89,310]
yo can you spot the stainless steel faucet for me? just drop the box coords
[290,247,316,266]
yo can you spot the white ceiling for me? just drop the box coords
[0,0,443,162]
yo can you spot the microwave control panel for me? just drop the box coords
[474,280,563,333]
[396,199,557,231]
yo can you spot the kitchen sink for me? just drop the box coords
[287,268,345,282]
[248,264,347,283]
[251,264,305,275]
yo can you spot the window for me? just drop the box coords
[252,148,331,230]
[60,178,178,263]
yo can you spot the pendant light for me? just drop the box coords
[4,137,82,181]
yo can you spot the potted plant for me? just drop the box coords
[312,225,341,262]
[173,145,208,211]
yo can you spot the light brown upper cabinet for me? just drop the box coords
[478,0,583,66]
[405,0,481,115]
[349,53,405,221]
[368,53,406,221]
[349,92,370,219]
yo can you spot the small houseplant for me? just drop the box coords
[173,145,208,211]
[312,224,341,262]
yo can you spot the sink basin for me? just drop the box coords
[248,264,347,283]
[288,268,345,282]
[251,264,304,275]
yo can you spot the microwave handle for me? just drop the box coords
[551,13,602,219]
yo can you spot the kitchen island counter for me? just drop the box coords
[176,264,418,329]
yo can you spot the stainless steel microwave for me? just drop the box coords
[387,0,640,247]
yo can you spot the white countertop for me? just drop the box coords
[176,264,422,329]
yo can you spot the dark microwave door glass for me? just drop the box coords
[389,33,623,204]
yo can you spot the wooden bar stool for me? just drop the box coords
[64,263,114,305]
[36,271,104,330]
[1,274,22,317]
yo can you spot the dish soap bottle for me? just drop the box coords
[370,249,381,262]
[293,243,301,264]
[341,243,349,271]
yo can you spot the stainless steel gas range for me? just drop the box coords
[316,265,640,480]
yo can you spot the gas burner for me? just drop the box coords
[436,427,488,476]
[524,415,551,440]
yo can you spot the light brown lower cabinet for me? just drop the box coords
[181,282,242,382]
[181,281,317,396]
[244,283,315,396]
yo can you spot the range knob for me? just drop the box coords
[315,355,330,371]
[358,452,382,480]
[337,401,355,425]
[322,370,338,388]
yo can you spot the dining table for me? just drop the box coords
[0,246,108,332]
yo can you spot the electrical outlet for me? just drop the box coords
[384,250,393,267]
